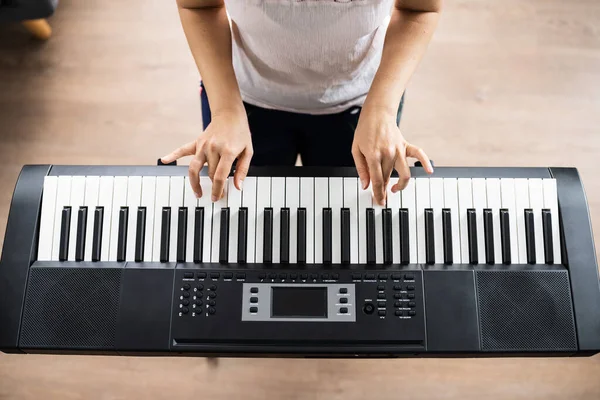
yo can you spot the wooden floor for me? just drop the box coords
[1,0,600,398]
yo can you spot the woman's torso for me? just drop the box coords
[224,0,395,114]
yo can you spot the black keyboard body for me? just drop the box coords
[0,165,598,358]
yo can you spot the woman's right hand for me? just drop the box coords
[161,107,253,201]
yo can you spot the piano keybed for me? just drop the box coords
[36,173,562,266]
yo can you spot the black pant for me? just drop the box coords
[200,82,404,167]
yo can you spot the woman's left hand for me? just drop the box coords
[352,107,433,206]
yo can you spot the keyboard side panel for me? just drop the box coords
[423,270,481,352]
[0,165,50,352]
[116,263,175,353]
[551,167,600,352]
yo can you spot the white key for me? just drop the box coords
[542,179,561,264]
[109,177,128,262]
[255,177,271,263]
[141,177,157,262]
[314,177,329,264]
[415,178,430,264]
[152,177,170,262]
[328,178,343,264]
[457,179,473,264]
[228,178,242,263]
[98,177,114,261]
[52,176,72,260]
[514,178,530,264]
[83,176,100,262]
[486,178,502,264]
[271,177,285,264]
[169,177,184,262]
[528,178,545,264]
[443,178,461,264]
[430,178,445,264]
[211,179,228,263]
[68,176,86,261]
[500,179,519,263]
[183,177,197,263]
[286,177,300,264]
[242,177,257,263]
[472,178,487,264]
[198,177,213,263]
[374,191,384,264]
[125,177,142,262]
[38,177,58,261]
[300,177,314,264]
[401,178,417,263]
[358,183,372,264]
[386,181,401,264]
[345,178,359,264]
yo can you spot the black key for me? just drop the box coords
[159,207,171,263]
[500,208,511,264]
[424,208,435,265]
[280,207,290,264]
[238,207,248,264]
[219,207,230,264]
[542,209,554,265]
[366,208,376,264]
[91,206,104,262]
[297,207,307,264]
[442,208,453,264]
[75,206,88,262]
[323,207,332,264]
[399,208,409,265]
[193,207,204,263]
[341,208,351,264]
[382,208,393,265]
[524,208,536,264]
[117,206,129,262]
[467,208,478,264]
[176,207,188,263]
[135,207,147,262]
[59,206,72,261]
[483,208,494,264]
[263,207,273,263]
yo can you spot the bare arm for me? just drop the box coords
[164,1,253,201]
[353,0,442,204]
[176,0,244,115]
[363,0,442,117]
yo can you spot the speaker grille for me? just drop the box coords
[20,268,121,349]
[476,271,577,352]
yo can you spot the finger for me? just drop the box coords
[352,147,370,190]
[188,153,206,198]
[380,148,395,194]
[392,148,411,192]
[368,158,386,206]
[212,154,235,202]
[207,152,220,182]
[234,147,253,190]
[406,143,434,174]
[161,141,195,164]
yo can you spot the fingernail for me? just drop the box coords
[360,178,367,189]
[194,191,201,198]
[211,195,217,202]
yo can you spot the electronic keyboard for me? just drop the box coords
[1,164,599,358]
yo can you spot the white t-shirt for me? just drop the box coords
[224,0,394,115]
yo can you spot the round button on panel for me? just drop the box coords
[209,292,217,299]
[209,300,216,306]
[363,303,375,315]
[182,307,189,314]
[182,299,190,306]
[183,283,191,290]
[208,307,216,315]
[183,292,190,298]
[197,284,204,291]
[209,284,217,291]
